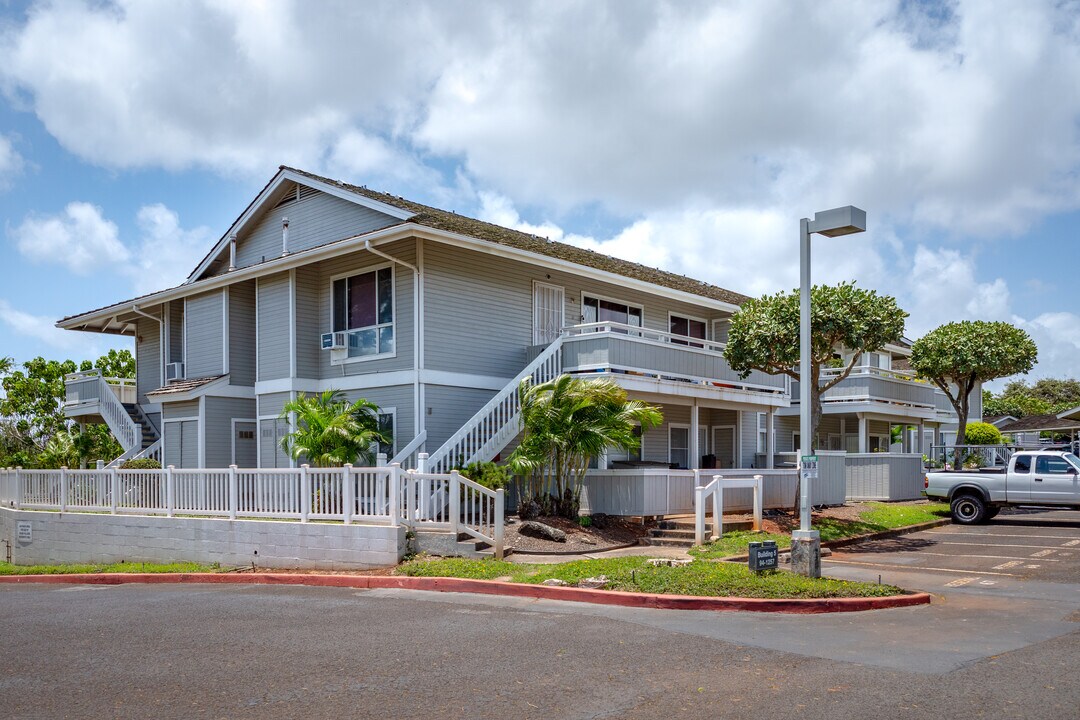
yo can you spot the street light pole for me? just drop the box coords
[791,206,867,579]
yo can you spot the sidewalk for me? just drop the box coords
[509,544,691,564]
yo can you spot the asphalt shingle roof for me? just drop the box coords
[998,414,1080,432]
[145,375,226,397]
[283,166,751,306]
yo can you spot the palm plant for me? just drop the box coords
[279,390,390,467]
[509,375,662,519]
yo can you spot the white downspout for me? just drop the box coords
[364,239,423,448]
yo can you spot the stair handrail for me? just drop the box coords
[389,430,427,469]
[426,336,564,474]
[94,373,141,453]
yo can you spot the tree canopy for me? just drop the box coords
[910,320,1037,466]
[0,350,135,468]
[723,282,907,448]
[984,377,1080,418]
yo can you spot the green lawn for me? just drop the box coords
[397,556,903,599]
[689,502,950,560]
[0,561,219,576]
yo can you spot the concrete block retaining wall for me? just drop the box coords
[0,507,406,570]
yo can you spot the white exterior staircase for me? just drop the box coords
[423,337,564,474]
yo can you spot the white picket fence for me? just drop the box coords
[0,463,505,559]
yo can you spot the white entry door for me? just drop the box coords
[533,282,565,344]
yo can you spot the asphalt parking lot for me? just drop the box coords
[824,508,1080,588]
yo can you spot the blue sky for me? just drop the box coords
[0,0,1077,390]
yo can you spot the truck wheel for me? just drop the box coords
[951,494,987,525]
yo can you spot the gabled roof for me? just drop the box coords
[280,167,752,306]
[998,413,1080,433]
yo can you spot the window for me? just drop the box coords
[670,315,706,347]
[582,295,642,329]
[607,426,644,465]
[792,433,802,454]
[1014,454,1032,473]
[377,412,395,456]
[670,426,689,469]
[756,413,768,454]
[1036,456,1073,474]
[333,267,394,359]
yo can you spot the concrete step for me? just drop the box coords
[642,536,707,548]
[658,519,754,533]
[415,531,511,560]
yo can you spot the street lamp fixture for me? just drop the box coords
[793,205,867,578]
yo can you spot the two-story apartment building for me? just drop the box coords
[58,167,975,484]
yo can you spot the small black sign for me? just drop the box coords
[748,541,778,572]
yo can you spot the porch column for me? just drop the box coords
[689,401,699,470]
[858,414,868,453]
[766,409,775,469]
[917,423,925,456]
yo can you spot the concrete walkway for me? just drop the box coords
[509,543,691,564]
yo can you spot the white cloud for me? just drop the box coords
[11,202,129,274]
[1,0,1079,235]
[0,299,100,354]
[127,204,213,295]
[0,133,23,189]
[9,202,211,295]
[903,246,1011,336]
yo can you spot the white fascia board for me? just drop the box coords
[185,169,416,283]
[409,225,743,314]
[59,218,743,330]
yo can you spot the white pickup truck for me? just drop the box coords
[925,450,1080,524]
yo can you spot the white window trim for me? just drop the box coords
[669,423,690,467]
[668,311,710,342]
[329,262,398,366]
[579,291,644,326]
[756,412,768,454]
[230,418,257,466]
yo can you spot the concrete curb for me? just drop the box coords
[0,572,931,614]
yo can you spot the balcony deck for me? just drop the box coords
[64,370,136,419]
[786,366,939,420]
[538,322,788,407]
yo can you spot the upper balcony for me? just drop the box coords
[787,366,938,419]
[64,369,137,415]
[535,322,788,407]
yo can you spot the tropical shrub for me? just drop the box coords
[279,390,390,467]
[454,461,509,491]
[964,422,1003,446]
[122,458,162,470]
[508,375,663,519]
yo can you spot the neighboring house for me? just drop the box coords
[997,408,1080,450]
[58,167,977,474]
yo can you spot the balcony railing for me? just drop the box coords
[791,366,937,413]
[558,322,787,395]
[64,369,137,407]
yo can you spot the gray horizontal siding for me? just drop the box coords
[234,187,400,270]
[258,392,291,417]
[185,290,225,379]
[136,314,162,405]
[423,385,495,453]
[257,273,291,381]
[168,301,184,364]
[162,400,199,419]
[339,384,415,456]
[845,454,925,501]
[229,282,256,386]
[204,397,257,468]
[423,240,732,378]
[294,265,320,379]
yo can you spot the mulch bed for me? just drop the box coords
[505,515,649,553]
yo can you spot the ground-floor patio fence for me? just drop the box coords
[0,464,505,559]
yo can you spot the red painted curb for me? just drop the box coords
[0,572,931,613]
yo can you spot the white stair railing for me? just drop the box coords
[389,430,427,470]
[425,337,564,474]
[93,372,141,453]
[693,471,763,546]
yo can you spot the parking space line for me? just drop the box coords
[933,541,1069,550]
[823,558,1017,576]
[925,531,1080,540]
[894,551,1062,562]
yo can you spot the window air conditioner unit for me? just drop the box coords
[166,362,185,382]
[321,331,347,350]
